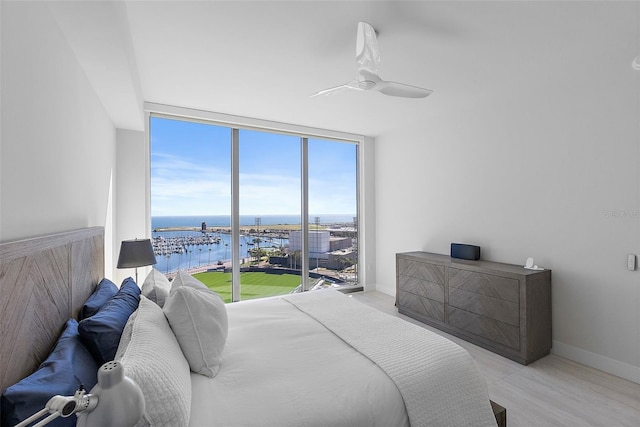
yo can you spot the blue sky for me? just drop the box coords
[150,117,357,217]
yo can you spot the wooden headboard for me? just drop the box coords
[0,227,104,392]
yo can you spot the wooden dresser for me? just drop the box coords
[396,251,551,365]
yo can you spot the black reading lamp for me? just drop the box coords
[116,238,157,283]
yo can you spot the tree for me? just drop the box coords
[289,250,302,270]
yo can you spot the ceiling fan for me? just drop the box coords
[312,22,433,99]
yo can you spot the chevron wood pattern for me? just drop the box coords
[449,288,520,326]
[398,275,444,302]
[0,227,104,392]
[449,307,520,350]
[397,258,444,284]
[449,268,519,303]
[71,233,104,318]
[398,290,444,321]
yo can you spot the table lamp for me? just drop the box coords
[117,238,157,283]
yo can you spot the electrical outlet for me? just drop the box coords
[628,254,637,271]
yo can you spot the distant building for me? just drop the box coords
[289,231,355,270]
[201,222,207,231]
[329,236,351,251]
[268,255,289,266]
[328,248,357,270]
[289,230,330,260]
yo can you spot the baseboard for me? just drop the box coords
[372,282,396,297]
[371,287,640,384]
[552,340,640,384]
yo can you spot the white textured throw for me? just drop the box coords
[283,290,497,427]
[116,296,192,427]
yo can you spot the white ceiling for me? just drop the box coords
[48,1,640,136]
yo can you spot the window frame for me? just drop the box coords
[144,102,374,299]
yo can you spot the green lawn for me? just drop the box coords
[193,271,302,303]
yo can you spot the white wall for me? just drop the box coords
[0,2,117,271]
[115,128,149,283]
[374,2,640,382]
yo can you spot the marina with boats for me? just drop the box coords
[150,216,357,282]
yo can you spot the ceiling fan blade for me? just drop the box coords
[356,21,380,74]
[311,81,361,97]
[376,80,433,98]
[312,21,433,99]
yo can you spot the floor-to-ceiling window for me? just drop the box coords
[238,129,302,300]
[308,138,358,286]
[150,117,232,298]
[149,113,359,302]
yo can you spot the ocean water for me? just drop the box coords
[152,214,356,229]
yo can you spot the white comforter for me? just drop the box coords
[189,290,496,427]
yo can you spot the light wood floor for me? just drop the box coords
[351,291,640,427]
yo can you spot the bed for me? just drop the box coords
[0,227,504,427]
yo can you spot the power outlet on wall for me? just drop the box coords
[627,254,637,271]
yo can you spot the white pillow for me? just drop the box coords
[115,296,191,427]
[171,269,207,291]
[163,271,228,378]
[115,308,138,357]
[141,268,171,307]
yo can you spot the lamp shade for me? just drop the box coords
[76,361,145,427]
[117,239,156,269]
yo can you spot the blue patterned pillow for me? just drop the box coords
[79,278,118,320]
[78,278,141,365]
[1,319,99,427]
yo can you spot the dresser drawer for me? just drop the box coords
[398,290,444,322]
[398,275,444,302]
[449,288,519,326]
[449,268,519,303]
[398,258,445,284]
[449,307,520,350]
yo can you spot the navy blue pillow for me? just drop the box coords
[78,278,141,366]
[1,319,99,427]
[79,278,118,320]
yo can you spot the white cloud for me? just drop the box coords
[151,153,230,215]
[151,151,356,216]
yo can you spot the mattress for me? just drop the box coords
[189,290,496,427]
[189,293,409,427]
